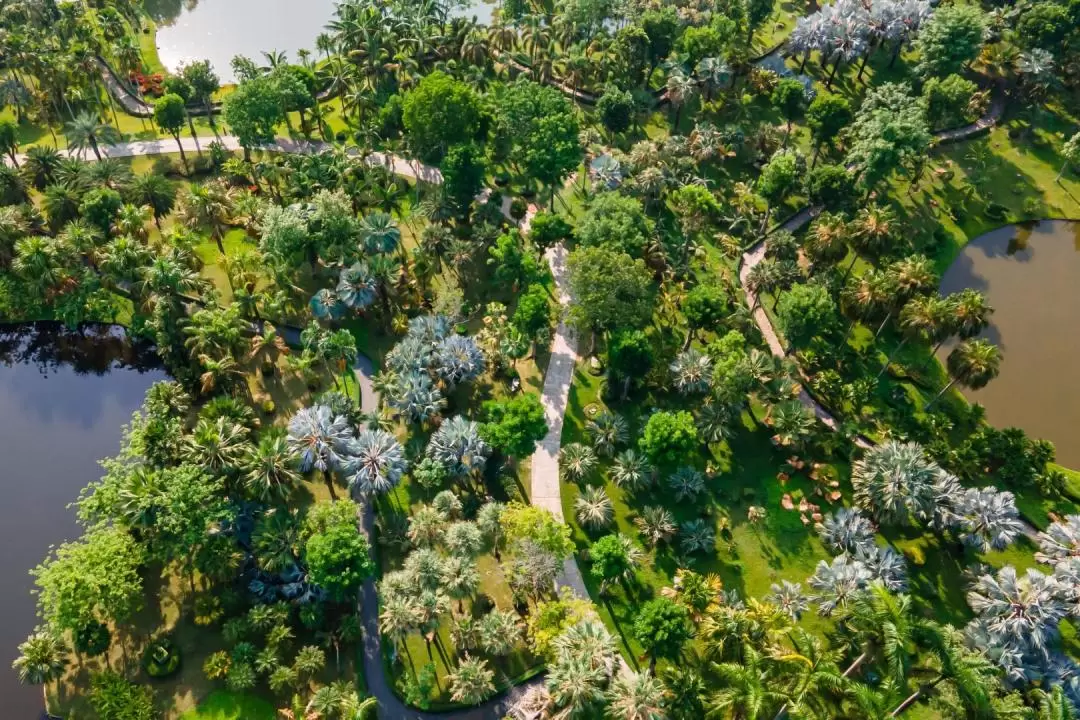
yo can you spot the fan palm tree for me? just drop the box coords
[379,592,420,654]
[575,486,614,530]
[337,262,378,311]
[612,449,653,491]
[243,428,301,502]
[606,670,667,720]
[927,339,1001,409]
[547,653,608,717]
[448,655,495,705]
[635,506,676,547]
[287,405,354,500]
[478,609,522,656]
[847,205,896,275]
[950,288,993,340]
[12,629,67,711]
[64,111,120,161]
[876,294,951,379]
[185,416,249,474]
[359,211,401,256]
[345,429,407,496]
[666,69,698,131]
[842,269,896,336]
[426,415,489,477]
[851,441,942,526]
[586,410,629,457]
[560,442,598,482]
[670,349,713,394]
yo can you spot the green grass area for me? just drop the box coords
[179,691,276,720]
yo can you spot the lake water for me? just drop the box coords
[938,220,1080,468]
[148,0,496,83]
[0,324,165,718]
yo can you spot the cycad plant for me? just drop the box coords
[635,505,677,547]
[667,466,706,502]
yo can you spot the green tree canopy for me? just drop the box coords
[305,520,374,602]
[33,526,144,633]
[402,71,483,162]
[639,410,699,466]
[576,192,652,257]
[567,245,655,338]
[914,5,987,77]
[222,75,285,158]
[632,597,693,672]
[480,393,549,459]
[441,142,487,213]
[777,282,840,347]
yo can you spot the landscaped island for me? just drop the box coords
[4,0,1080,718]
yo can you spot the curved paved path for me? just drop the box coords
[736,90,1039,542]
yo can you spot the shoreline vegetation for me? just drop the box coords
[6,0,1080,718]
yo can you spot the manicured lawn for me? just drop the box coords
[179,691,276,720]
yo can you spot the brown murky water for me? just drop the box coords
[939,220,1080,468]
[0,324,165,718]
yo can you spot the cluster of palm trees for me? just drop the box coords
[788,0,933,85]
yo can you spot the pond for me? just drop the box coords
[938,219,1080,468]
[0,323,166,718]
[147,0,497,84]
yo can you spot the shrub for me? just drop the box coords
[510,197,528,220]
[142,637,182,678]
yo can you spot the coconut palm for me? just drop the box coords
[605,670,667,720]
[575,486,614,530]
[1032,686,1076,720]
[667,466,706,502]
[478,609,522,657]
[178,181,232,254]
[65,111,120,161]
[344,429,407,496]
[775,629,848,719]
[709,647,787,720]
[851,441,944,526]
[680,519,716,555]
[611,449,654,491]
[427,415,490,477]
[560,442,598,482]
[12,629,67,710]
[586,410,629,457]
[670,349,713,394]
[243,428,301,502]
[767,581,810,621]
[816,508,876,555]
[287,405,354,500]
[448,655,495,705]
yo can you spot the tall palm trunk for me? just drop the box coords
[876,338,907,380]
[323,467,338,500]
[926,378,957,410]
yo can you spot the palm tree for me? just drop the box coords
[379,592,420,654]
[129,172,178,231]
[575,486,614,530]
[426,415,490,477]
[359,211,401,256]
[559,442,598,483]
[847,205,896,275]
[586,410,628,457]
[12,629,67,711]
[478,609,522,656]
[178,182,232,254]
[876,294,951,379]
[927,339,1001,409]
[448,655,495,705]
[635,505,676,547]
[344,429,407,496]
[243,428,301,502]
[22,145,64,190]
[851,441,945,526]
[612,449,654,491]
[670,349,713,394]
[774,629,847,720]
[337,262,378,311]
[767,581,810,621]
[815,508,876,555]
[709,647,787,720]
[64,111,120,161]
[842,269,896,336]
[666,69,698,131]
[546,653,608,717]
[950,288,993,340]
[836,582,937,684]
[185,416,249,474]
[606,670,667,720]
[667,466,706,502]
[287,405,354,499]
[695,57,732,102]
[1032,686,1077,720]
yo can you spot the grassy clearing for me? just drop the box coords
[178,691,276,720]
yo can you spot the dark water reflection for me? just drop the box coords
[0,323,166,718]
[939,220,1080,468]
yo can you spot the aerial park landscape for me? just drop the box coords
[3,0,1080,718]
